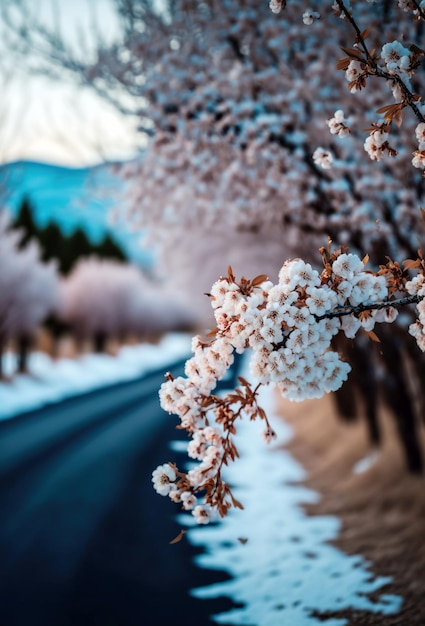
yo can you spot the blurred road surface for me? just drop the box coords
[0,359,236,626]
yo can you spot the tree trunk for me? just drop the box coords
[94,332,107,353]
[17,335,32,374]
[0,338,4,380]
[380,331,423,474]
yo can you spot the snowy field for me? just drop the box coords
[0,333,192,420]
[0,334,402,625]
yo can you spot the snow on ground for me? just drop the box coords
[0,333,192,420]
[0,336,403,624]
[171,361,403,626]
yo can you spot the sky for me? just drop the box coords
[0,337,402,625]
[0,0,141,167]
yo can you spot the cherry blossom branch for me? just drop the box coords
[410,0,425,23]
[335,0,425,124]
[316,293,423,321]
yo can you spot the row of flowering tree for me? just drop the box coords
[5,0,425,520]
[0,213,58,377]
[58,257,194,352]
[0,211,193,376]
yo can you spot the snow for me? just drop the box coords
[0,337,403,624]
[171,358,403,626]
[0,333,192,420]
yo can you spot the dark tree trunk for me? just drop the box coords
[332,336,380,444]
[350,342,380,445]
[94,332,107,353]
[379,331,423,474]
[0,338,4,380]
[17,335,32,374]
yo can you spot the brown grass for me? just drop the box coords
[276,391,425,625]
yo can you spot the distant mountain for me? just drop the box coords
[0,160,153,268]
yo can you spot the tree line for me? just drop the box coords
[12,195,127,275]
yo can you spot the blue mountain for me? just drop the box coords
[0,160,153,268]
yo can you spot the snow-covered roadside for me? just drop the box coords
[0,336,403,625]
[173,361,403,626]
[0,333,192,421]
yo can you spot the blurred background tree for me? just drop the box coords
[1,0,425,471]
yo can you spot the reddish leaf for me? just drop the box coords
[169,529,186,544]
[364,329,381,343]
[252,274,269,287]
[403,259,421,269]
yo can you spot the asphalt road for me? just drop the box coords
[0,358,238,626]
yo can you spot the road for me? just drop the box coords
[0,358,237,626]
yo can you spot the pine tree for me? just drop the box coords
[39,222,63,264]
[95,233,126,263]
[12,196,39,249]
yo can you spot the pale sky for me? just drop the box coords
[1,0,142,167]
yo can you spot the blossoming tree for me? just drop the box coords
[6,0,425,520]
[58,257,194,351]
[0,213,59,377]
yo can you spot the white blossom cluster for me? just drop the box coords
[398,0,425,15]
[345,60,365,93]
[151,250,425,524]
[327,110,350,138]
[269,0,285,14]
[412,123,425,170]
[364,125,393,161]
[406,273,425,351]
[211,254,393,402]
[381,40,411,75]
[312,146,334,168]
[302,9,320,25]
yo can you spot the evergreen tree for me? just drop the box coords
[95,233,126,263]
[12,196,39,248]
[38,222,63,264]
[62,228,93,274]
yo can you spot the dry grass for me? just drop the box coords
[276,391,425,625]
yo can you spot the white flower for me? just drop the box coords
[372,306,399,323]
[192,504,214,524]
[415,123,425,147]
[152,463,177,496]
[187,436,207,460]
[345,60,364,91]
[327,110,350,138]
[409,321,425,351]
[350,273,375,305]
[269,0,284,13]
[359,313,376,332]
[302,9,320,25]
[406,274,425,296]
[262,427,278,443]
[334,279,353,303]
[332,253,364,280]
[209,278,235,309]
[290,306,315,330]
[260,315,284,344]
[281,259,321,289]
[340,314,362,339]
[313,146,333,169]
[285,328,311,353]
[180,491,198,511]
[159,377,193,414]
[268,284,297,307]
[370,274,388,301]
[381,40,411,74]
[321,353,351,393]
[316,317,341,340]
[412,150,425,170]
[306,286,337,316]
